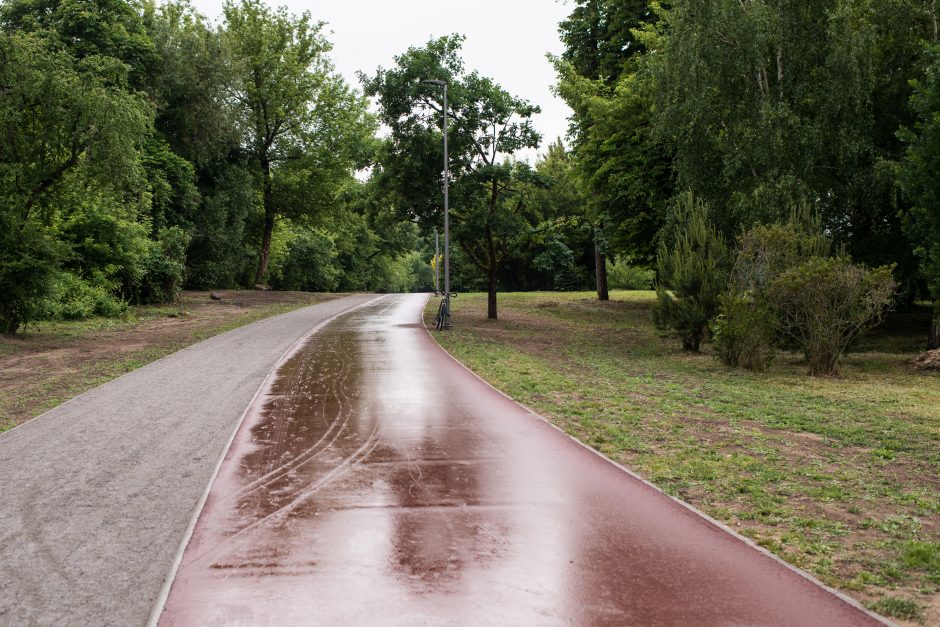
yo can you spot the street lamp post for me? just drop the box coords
[421,79,450,328]
[434,228,440,293]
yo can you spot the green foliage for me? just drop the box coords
[223,0,374,284]
[865,597,924,622]
[607,258,654,290]
[715,215,833,371]
[0,0,160,89]
[554,57,672,265]
[271,228,341,293]
[899,44,940,348]
[648,0,930,275]
[768,258,897,375]
[0,24,152,333]
[364,35,542,318]
[0,217,64,334]
[408,252,436,293]
[653,193,729,352]
[712,294,776,371]
[558,0,652,84]
[136,226,190,304]
[46,272,127,320]
[729,215,833,295]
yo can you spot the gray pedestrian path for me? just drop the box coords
[0,294,380,626]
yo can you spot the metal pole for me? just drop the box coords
[434,229,440,293]
[443,83,451,328]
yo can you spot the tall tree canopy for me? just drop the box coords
[555,0,672,299]
[900,44,940,349]
[222,0,374,285]
[363,35,542,319]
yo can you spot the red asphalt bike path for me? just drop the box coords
[155,293,888,626]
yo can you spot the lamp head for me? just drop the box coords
[421,79,446,87]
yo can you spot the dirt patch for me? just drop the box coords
[0,290,343,429]
[913,349,940,371]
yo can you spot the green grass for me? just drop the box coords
[429,290,939,619]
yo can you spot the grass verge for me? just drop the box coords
[428,291,939,625]
[0,290,343,432]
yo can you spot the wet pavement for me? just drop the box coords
[158,294,885,626]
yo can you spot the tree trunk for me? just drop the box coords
[594,232,609,301]
[254,159,275,285]
[929,306,940,350]
[932,0,938,43]
[486,226,498,320]
[487,267,498,320]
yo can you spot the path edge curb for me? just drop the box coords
[419,300,893,627]
[145,294,385,627]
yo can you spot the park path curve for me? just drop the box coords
[0,294,381,626]
[157,293,887,626]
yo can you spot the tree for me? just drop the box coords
[899,44,940,349]
[222,0,373,285]
[0,29,152,333]
[0,0,160,89]
[555,0,672,300]
[648,0,932,286]
[364,36,541,319]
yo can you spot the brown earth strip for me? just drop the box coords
[0,290,343,431]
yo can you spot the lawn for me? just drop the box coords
[0,290,342,432]
[428,291,940,624]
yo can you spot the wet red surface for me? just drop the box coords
[159,294,885,626]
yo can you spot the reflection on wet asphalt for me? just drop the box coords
[160,294,883,626]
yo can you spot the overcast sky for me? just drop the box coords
[190,0,574,162]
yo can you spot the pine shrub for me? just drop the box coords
[653,193,729,352]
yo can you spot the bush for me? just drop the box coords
[47,272,127,320]
[730,215,832,294]
[0,218,64,334]
[711,294,776,371]
[408,252,436,292]
[716,214,830,371]
[653,193,729,352]
[608,258,655,290]
[135,226,191,304]
[768,257,896,375]
[272,228,340,292]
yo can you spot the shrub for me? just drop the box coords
[0,218,64,334]
[135,226,191,304]
[768,257,896,375]
[711,294,776,371]
[730,215,832,294]
[653,193,729,352]
[608,258,655,290]
[408,252,436,292]
[716,215,830,371]
[272,228,340,292]
[47,272,127,320]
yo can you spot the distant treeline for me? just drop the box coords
[4,0,938,348]
[553,0,940,348]
[0,0,429,334]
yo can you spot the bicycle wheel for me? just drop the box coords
[436,300,445,330]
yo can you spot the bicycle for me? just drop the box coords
[435,292,457,330]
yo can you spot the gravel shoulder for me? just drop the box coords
[0,294,379,626]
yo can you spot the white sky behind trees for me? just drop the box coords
[190,0,575,162]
